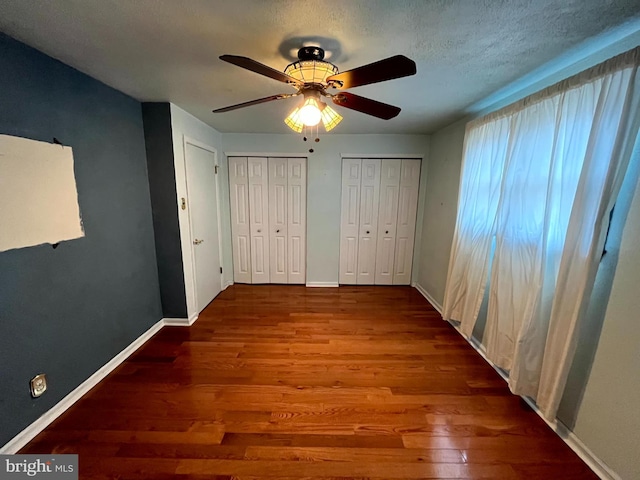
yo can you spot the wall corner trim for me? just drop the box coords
[163,313,198,327]
[413,282,443,314]
[0,319,165,454]
[306,282,340,287]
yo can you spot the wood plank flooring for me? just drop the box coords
[21,285,598,479]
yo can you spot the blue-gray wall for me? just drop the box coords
[142,103,187,318]
[0,33,162,446]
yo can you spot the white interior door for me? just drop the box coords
[185,142,222,312]
[375,159,401,284]
[228,157,252,284]
[269,157,288,283]
[393,159,421,285]
[248,156,270,283]
[287,157,306,284]
[339,158,361,284]
[357,159,381,284]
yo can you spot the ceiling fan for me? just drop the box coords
[212,46,417,133]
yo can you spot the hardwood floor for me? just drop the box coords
[21,285,598,479]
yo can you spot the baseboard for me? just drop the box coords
[412,282,443,314]
[521,397,620,480]
[445,320,618,480]
[223,280,233,290]
[162,312,198,327]
[305,282,339,287]
[0,319,165,454]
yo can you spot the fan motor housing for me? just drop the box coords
[297,46,325,61]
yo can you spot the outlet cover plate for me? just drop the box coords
[30,373,47,397]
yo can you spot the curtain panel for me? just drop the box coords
[443,47,640,419]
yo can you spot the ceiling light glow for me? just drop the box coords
[298,97,322,126]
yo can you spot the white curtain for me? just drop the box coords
[443,47,640,420]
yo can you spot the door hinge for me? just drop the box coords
[215,165,219,174]
[220,267,223,274]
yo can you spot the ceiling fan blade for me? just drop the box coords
[220,55,303,86]
[332,92,401,120]
[213,94,294,113]
[327,55,416,89]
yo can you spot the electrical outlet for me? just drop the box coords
[30,373,47,398]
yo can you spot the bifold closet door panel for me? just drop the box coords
[375,159,401,285]
[287,158,306,284]
[268,158,288,283]
[357,159,381,285]
[339,158,362,285]
[393,159,421,285]
[228,157,252,284]
[248,157,270,283]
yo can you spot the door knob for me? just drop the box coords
[366,230,370,234]
[257,229,261,233]
[386,230,389,234]
[193,239,204,245]
[276,229,280,233]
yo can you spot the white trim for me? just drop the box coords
[0,319,165,454]
[306,282,339,287]
[520,395,620,480]
[162,313,198,327]
[223,280,234,290]
[225,152,308,158]
[412,282,443,314]
[341,153,424,159]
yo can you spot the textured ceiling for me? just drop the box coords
[1,0,640,134]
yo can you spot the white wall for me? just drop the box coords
[568,146,640,480]
[169,104,231,320]
[415,120,466,308]
[221,133,430,285]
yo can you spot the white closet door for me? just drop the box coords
[228,157,252,284]
[375,159,401,284]
[248,156,270,283]
[357,159,381,284]
[339,159,361,284]
[287,158,306,284]
[393,159,421,285]
[268,157,288,283]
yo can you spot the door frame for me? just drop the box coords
[182,135,224,316]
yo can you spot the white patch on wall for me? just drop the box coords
[0,135,84,252]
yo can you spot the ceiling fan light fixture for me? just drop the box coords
[320,103,343,132]
[284,59,338,84]
[284,106,304,133]
[215,46,417,135]
[284,46,338,84]
[298,96,322,126]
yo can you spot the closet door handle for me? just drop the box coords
[386,230,389,234]
[257,229,261,233]
[366,230,370,234]
[276,229,280,233]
